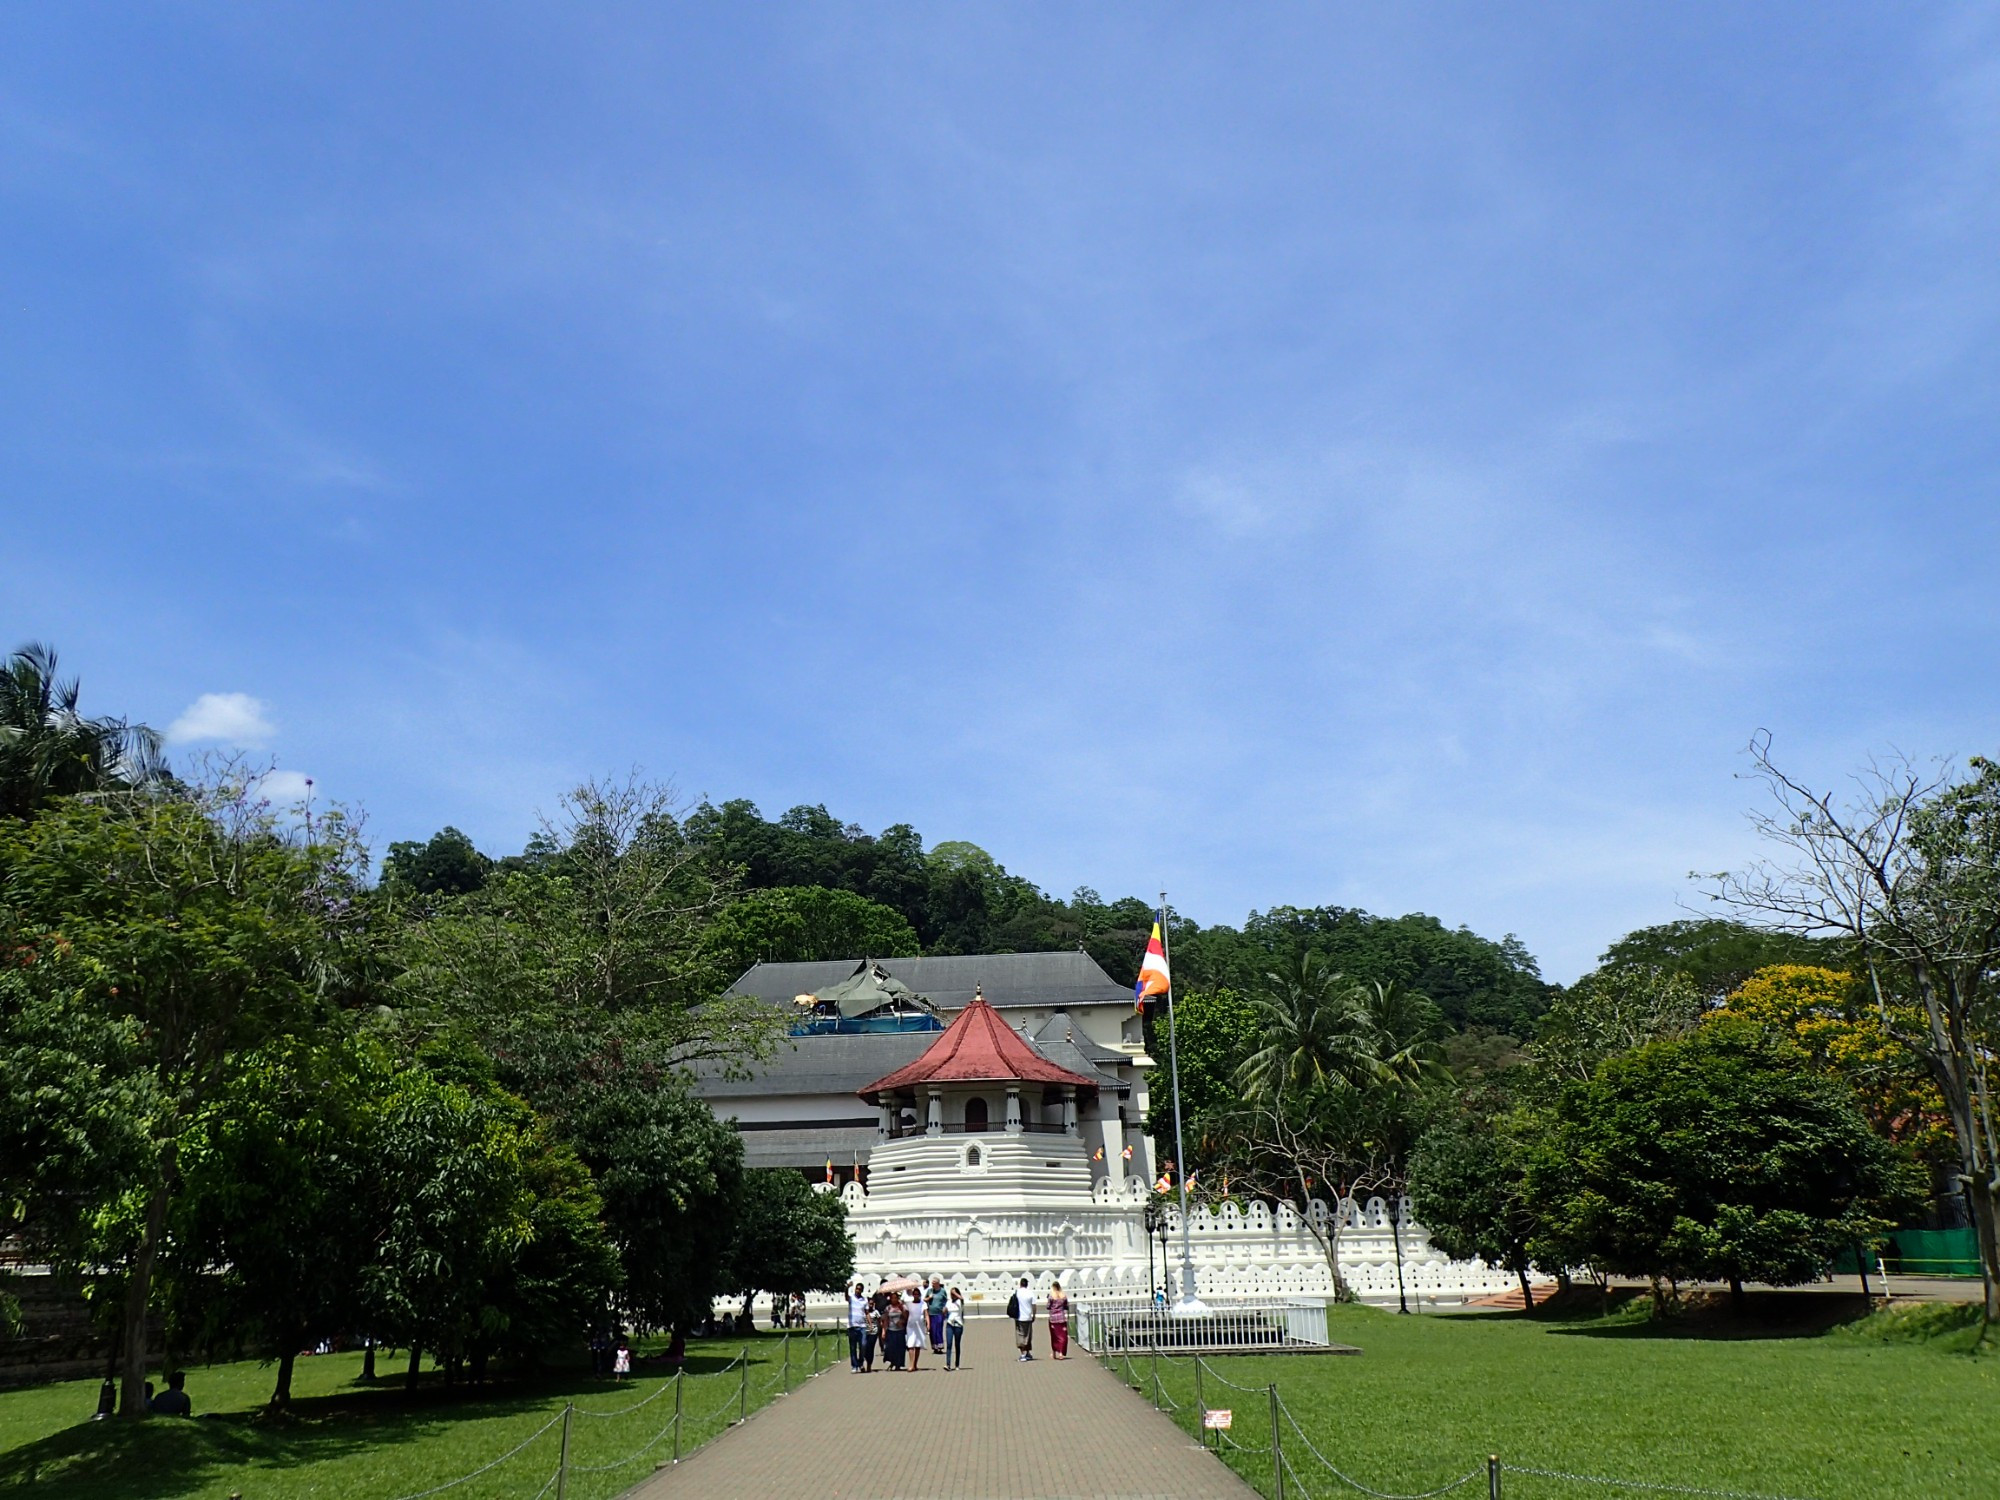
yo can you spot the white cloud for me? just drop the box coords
[255,769,316,804]
[166,692,276,747]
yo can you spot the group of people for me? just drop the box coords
[845,1275,1071,1372]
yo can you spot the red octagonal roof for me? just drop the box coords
[858,997,1102,1103]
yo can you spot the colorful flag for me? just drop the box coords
[825,1159,834,1185]
[1121,1145,1134,1160]
[1133,918,1171,1010]
[1092,1146,1104,1161]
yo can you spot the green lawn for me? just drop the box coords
[1111,1297,1997,1500]
[0,1326,834,1500]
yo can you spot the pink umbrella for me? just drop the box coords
[878,1275,922,1293]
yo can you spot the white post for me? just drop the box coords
[1005,1086,1023,1134]
[878,1101,893,1139]
[927,1088,943,1137]
[1062,1087,1078,1136]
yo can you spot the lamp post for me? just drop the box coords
[1143,1199,1164,1301]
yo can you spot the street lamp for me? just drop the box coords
[1143,1199,1165,1301]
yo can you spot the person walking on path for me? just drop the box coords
[1048,1282,1070,1360]
[613,1338,632,1380]
[862,1292,882,1372]
[943,1287,966,1371]
[1008,1277,1038,1361]
[904,1288,926,1371]
[926,1275,948,1353]
[846,1282,869,1373]
[884,1283,908,1370]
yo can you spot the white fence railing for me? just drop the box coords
[1074,1295,1332,1354]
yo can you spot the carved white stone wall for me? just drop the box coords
[819,1128,1536,1313]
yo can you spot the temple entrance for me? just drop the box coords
[964,1095,989,1132]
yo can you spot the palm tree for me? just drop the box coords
[1355,979,1449,1088]
[0,642,165,819]
[1234,950,1375,1100]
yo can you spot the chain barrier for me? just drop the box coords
[571,1372,678,1419]
[528,1469,561,1500]
[566,1416,684,1475]
[379,1410,567,1500]
[1197,1353,1270,1394]
[1499,1464,1817,1500]
[1280,1405,1487,1500]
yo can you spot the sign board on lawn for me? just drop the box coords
[1202,1409,1232,1430]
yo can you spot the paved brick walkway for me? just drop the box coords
[626,1318,1256,1500]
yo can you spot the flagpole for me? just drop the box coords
[1159,892,1204,1314]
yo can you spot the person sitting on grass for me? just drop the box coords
[148,1371,192,1417]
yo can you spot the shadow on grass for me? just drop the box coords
[1538,1290,1891,1342]
[0,1345,778,1499]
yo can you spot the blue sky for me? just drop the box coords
[4,5,1997,981]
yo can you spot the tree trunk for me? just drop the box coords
[1729,1275,1746,1313]
[1517,1266,1535,1311]
[271,1349,297,1409]
[405,1344,422,1392]
[117,1179,170,1420]
[1967,1173,2000,1324]
[362,1338,376,1382]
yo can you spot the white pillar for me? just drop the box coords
[1005,1085,1022,1134]
[926,1088,943,1137]
[1061,1087,1077,1136]
[878,1101,893,1139]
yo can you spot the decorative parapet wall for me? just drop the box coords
[832,1174,1532,1310]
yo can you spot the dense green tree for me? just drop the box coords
[0,643,164,821]
[398,777,775,1070]
[1532,966,1704,1085]
[381,826,492,899]
[1409,1086,1551,1308]
[1718,744,2000,1319]
[531,1057,746,1333]
[1533,1021,1918,1309]
[1597,919,1840,1005]
[365,1059,616,1388]
[1177,906,1549,1036]
[0,937,155,1334]
[168,1033,385,1405]
[704,885,920,980]
[1151,988,1259,1159]
[725,1171,853,1304]
[0,775,366,1418]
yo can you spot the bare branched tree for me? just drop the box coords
[1710,733,2000,1319]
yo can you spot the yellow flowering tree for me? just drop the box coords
[1712,965,1952,1164]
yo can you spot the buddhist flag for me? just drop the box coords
[1121,1145,1134,1160]
[1092,1146,1104,1161]
[825,1159,834,1185]
[1134,919,1170,1010]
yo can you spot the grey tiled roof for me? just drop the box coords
[1028,1011,1131,1094]
[739,1125,880,1170]
[726,951,1133,1012]
[692,1032,936,1097]
[691,1010,1130,1102]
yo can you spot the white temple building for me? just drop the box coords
[697,952,1528,1310]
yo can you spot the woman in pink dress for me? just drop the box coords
[1047,1282,1070,1359]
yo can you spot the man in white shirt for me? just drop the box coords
[847,1282,870,1372]
[1009,1276,1037,1361]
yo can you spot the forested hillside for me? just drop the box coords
[384,796,1555,1038]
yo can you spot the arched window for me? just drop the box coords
[966,1145,982,1168]
[964,1096,989,1132]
